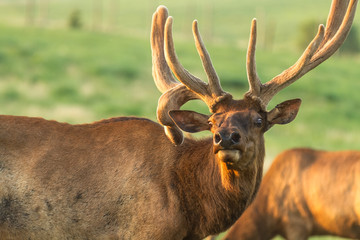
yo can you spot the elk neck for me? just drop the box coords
[173,136,264,237]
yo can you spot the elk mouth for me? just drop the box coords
[216,148,254,170]
[216,149,241,166]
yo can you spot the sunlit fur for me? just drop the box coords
[0,89,303,240]
[224,148,360,240]
[0,114,262,239]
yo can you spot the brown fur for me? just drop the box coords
[0,114,257,240]
[224,148,360,240]
[0,95,300,240]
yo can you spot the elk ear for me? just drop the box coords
[169,110,210,133]
[266,98,301,131]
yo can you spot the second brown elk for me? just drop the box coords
[0,0,357,239]
[223,148,360,240]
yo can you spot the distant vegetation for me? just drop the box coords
[0,1,359,239]
[68,9,83,29]
[340,27,360,54]
[297,19,360,54]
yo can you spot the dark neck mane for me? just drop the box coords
[174,137,264,238]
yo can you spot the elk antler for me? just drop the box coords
[151,0,357,144]
[151,6,194,145]
[245,0,358,107]
[151,6,231,145]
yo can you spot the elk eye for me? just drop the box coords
[254,118,263,127]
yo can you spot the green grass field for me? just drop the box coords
[0,0,359,239]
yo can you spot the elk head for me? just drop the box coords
[151,0,357,169]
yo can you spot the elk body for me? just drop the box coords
[223,148,360,240]
[0,1,357,239]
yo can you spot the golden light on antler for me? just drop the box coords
[151,0,358,144]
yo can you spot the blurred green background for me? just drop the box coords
[0,0,359,239]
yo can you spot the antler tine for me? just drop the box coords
[259,24,325,105]
[322,0,355,43]
[192,20,227,97]
[164,16,232,111]
[164,17,211,100]
[246,19,262,97]
[151,6,179,93]
[151,6,200,145]
[246,0,358,108]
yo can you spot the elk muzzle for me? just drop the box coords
[213,129,244,167]
[214,130,241,148]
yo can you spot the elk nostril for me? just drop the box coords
[214,133,221,144]
[231,132,241,144]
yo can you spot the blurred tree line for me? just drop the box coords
[24,0,360,55]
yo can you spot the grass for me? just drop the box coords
[0,25,156,120]
[0,0,359,239]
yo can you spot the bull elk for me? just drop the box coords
[0,0,357,239]
[223,148,360,240]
